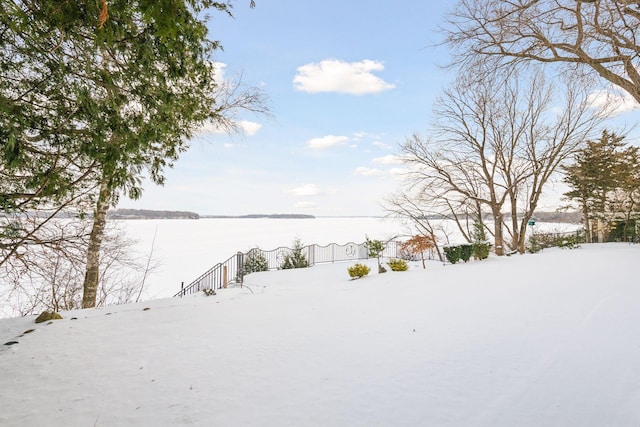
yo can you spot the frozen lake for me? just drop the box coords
[122,217,407,298]
[121,216,581,299]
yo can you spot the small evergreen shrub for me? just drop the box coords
[280,238,309,269]
[529,230,584,252]
[527,235,542,253]
[35,311,62,324]
[387,258,408,271]
[365,235,386,274]
[443,246,461,264]
[471,219,488,243]
[555,232,582,249]
[472,242,491,260]
[348,263,370,279]
[203,288,216,296]
[459,244,473,262]
[242,248,269,275]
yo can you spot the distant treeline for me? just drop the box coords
[109,209,200,219]
[416,211,582,224]
[202,214,316,219]
[531,211,582,223]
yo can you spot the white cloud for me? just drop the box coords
[238,121,262,136]
[389,167,408,176]
[288,184,322,197]
[293,59,396,95]
[587,87,639,117]
[354,167,383,177]
[372,154,404,165]
[307,135,350,150]
[212,62,226,81]
[194,119,262,137]
[195,121,224,135]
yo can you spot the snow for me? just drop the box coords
[1,243,639,426]
[123,217,407,297]
[122,217,580,298]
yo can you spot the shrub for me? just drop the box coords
[348,263,370,279]
[242,248,269,275]
[280,238,308,269]
[527,235,542,253]
[555,232,583,249]
[471,219,488,243]
[35,311,62,324]
[400,235,435,269]
[365,235,386,273]
[443,246,461,264]
[387,258,408,271]
[529,230,584,252]
[472,242,491,260]
[459,244,473,262]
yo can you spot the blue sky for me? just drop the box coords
[118,1,452,216]
[118,1,639,217]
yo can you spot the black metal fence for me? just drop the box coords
[174,240,402,297]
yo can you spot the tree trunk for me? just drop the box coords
[583,203,592,244]
[509,194,520,253]
[517,214,531,254]
[492,209,505,256]
[82,176,111,308]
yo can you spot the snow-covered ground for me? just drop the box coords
[122,217,580,298]
[1,243,638,426]
[122,217,407,298]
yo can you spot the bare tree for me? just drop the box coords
[400,68,602,255]
[444,0,640,104]
[384,192,453,262]
[0,219,157,318]
[401,235,436,269]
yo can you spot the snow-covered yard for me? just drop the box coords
[1,243,639,426]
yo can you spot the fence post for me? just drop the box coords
[223,265,228,288]
[307,245,314,267]
[236,251,244,287]
[180,281,184,297]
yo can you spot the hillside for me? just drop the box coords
[1,243,638,426]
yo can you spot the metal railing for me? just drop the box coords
[174,240,402,297]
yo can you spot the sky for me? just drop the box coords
[117,0,640,217]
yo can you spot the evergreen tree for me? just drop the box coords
[1,1,267,307]
[563,130,640,242]
[365,236,386,273]
[280,239,308,270]
[243,248,269,275]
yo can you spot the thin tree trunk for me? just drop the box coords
[583,202,592,243]
[492,209,505,256]
[82,176,111,308]
[509,194,520,253]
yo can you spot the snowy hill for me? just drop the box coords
[1,243,639,426]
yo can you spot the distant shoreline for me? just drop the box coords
[110,209,316,220]
[110,208,582,223]
[201,214,315,219]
